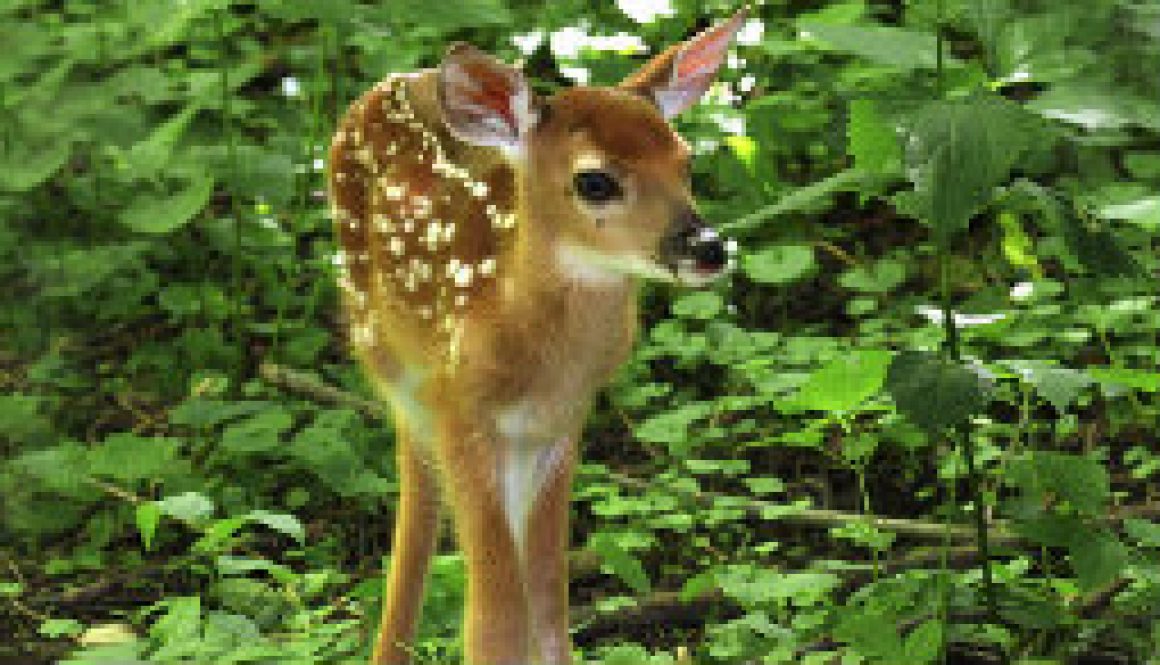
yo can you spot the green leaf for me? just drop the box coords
[1124,519,1160,548]
[169,399,273,428]
[1005,361,1093,412]
[904,620,944,663]
[725,169,878,233]
[1069,532,1127,591]
[39,618,84,639]
[219,408,293,454]
[1009,452,1109,515]
[156,492,215,523]
[1029,85,1160,131]
[1008,181,1142,277]
[835,608,904,661]
[120,175,214,234]
[245,510,305,545]
[838,259,907,293]
[588,533,651,594]
[795,350,892,413]
[799,22,956,71]
[0,134,70,192]
[848,99,901,173]
[885,351,990,434]
[135,502,161,552]
[902,96,1039,243]
[671,291,724,320]
[88,434,181,482]
[741,244,816,284]
[1099,196,1160,231]
[1089,368,1160,393]
[632,402,713,448]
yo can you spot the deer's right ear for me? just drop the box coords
[438,43,538,154]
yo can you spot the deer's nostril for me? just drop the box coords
[692,239,727,271]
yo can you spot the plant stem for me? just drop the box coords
[217,7,247,394]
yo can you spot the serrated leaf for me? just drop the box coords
[588,533,651,594]
[848,99,901,173]
[796,349,892,413]
[885,351,989,434]
[120,175,214,234]
[902,96,1039,243]
[741,244,815,284]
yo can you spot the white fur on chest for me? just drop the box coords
[495,401,572,552]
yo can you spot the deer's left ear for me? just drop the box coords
[438,43,539,153]
[620,7,749,119]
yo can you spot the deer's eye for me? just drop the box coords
[573,170,622,204]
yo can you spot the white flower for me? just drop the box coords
[616,0,675,24]
[550,26,646,59]
[736,19,764,46]
[281,77,302,98]
[559,66,590,85]
[513,31,545,55]
[313,158,325,172]
[1010,282,1034,300]
[917,306,1007,327]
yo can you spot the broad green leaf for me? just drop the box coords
[88,434,181,482]
[1125,519,1160,548]
[901,96,1039,243]
[0,394,52,445]
[799,22,956,71]
[1009,452,1109,515]
[0,133,70,192]
[588,533,651,594]
[741,244,816,284]
[1005,361,1093,412]
[672,291,724,320]
[632,402,713,448]
[885,352,990,434]
[835,608,904,661]
[39,618,84,638]
[904,619,944,663]
[725,169,877,233]
[120,175,214,234]
[838,259,907,293]
[156,492,215,523]
[1069,532,1127,591]
[1007,180,1142,277]
[245,510,305,545]
[216,556,297,585]
[848,99,901,173]
[1029,85,1160,131]
[795,349,892,413]
[1089,368,1160,393]
[219,408,293,453]
[168,399,272,428]
[1099,196,1160,230]
[135,502,161,552]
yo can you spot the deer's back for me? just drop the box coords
[328,73,518,378]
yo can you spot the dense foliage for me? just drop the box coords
[2,0,1158,663]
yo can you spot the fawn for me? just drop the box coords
[328,9,746,664]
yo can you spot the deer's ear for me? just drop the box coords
[620,7,748,119]
[438,43,539,152]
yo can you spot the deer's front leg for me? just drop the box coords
[439,426,531,664]
[524,437,576,664]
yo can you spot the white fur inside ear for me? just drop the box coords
[439,56,537,155]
